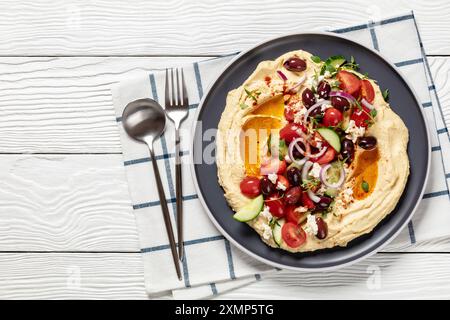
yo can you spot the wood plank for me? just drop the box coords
[0,154,140,251]
[0,253,146,299]
[0,56,448,154]
[0,252,449,299]
[0,0,449,55]
[220,253,450,300]
[0,56,206,153]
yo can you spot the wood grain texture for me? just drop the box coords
[0,56,448,154]
[0,56,206,153]
[0,252,448,299]
[429,57,450,127]
[220,253,450,299]
[0,253,146,299]
[0,154,139,251]
[0,0,448,56]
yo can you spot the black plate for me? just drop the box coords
[191,33,430,270]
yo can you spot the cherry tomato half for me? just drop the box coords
[285,205,305,225]
[350,106,371,128]
[322,107,343,127]
[279,123,306,143]
[360,79,375,103]
[260,158,287,175]
[301,192,316,209]
[281,222,307,248]
[337,70,361,97]
[239,176,261,198]
[277,175,290,190]
[264,197,285,218]
[313,147,336,165]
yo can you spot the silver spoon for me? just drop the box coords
[122,98,182,281]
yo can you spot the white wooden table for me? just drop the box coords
[0,0,449,299]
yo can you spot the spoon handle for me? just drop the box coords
[148,143,182,281]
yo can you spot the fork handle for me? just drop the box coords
[175,128,184,261]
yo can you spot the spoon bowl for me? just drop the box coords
[122,98,166,143]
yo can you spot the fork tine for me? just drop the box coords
[170,68,176,106]
[165,68,170,108]
[181,68,188,107]
[176,68,181,107]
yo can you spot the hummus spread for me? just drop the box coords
[216,50,409,252]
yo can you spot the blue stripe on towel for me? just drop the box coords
[377,13,414,26]
[193,62,204,98]
[432,146,441,152]
[124,150,189,166]
[422,190,449,199]
[224,239,236,280]
[394,58,424,67]
[368,21,379,51]
[333,24,368,34]
[407,221,417,244]
[210,283,218,296]
[422,102,432,108]
[141,235,225,253]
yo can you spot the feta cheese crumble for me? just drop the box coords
[262,223,272,240]
[345,119,366,143]
[293,106,307,124]
[304,214,318,236]
[309,162,322,179]
[260,206,273,221]
[342,187,354,203]
[268,173,278,184]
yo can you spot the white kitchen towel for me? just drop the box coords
[112,11,450,299]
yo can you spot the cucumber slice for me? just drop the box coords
[325,188,339,198]
[272,218,285,246]
[233,195,264,222]
[316,128,341,152]
[325,55,346,69]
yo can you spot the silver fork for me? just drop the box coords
[165,68,189,261]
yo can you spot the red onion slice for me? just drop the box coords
[307,189,321,203]
[288,138,309,166]
[301,161,313,182]
[302,160,321,203]
[329,91,356,105]
[276,70,288,81]
[304,99,330,120]
[307,146,328,159]
[287,75,306,92]
[361,98,375,110]
[320,163,345,188]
